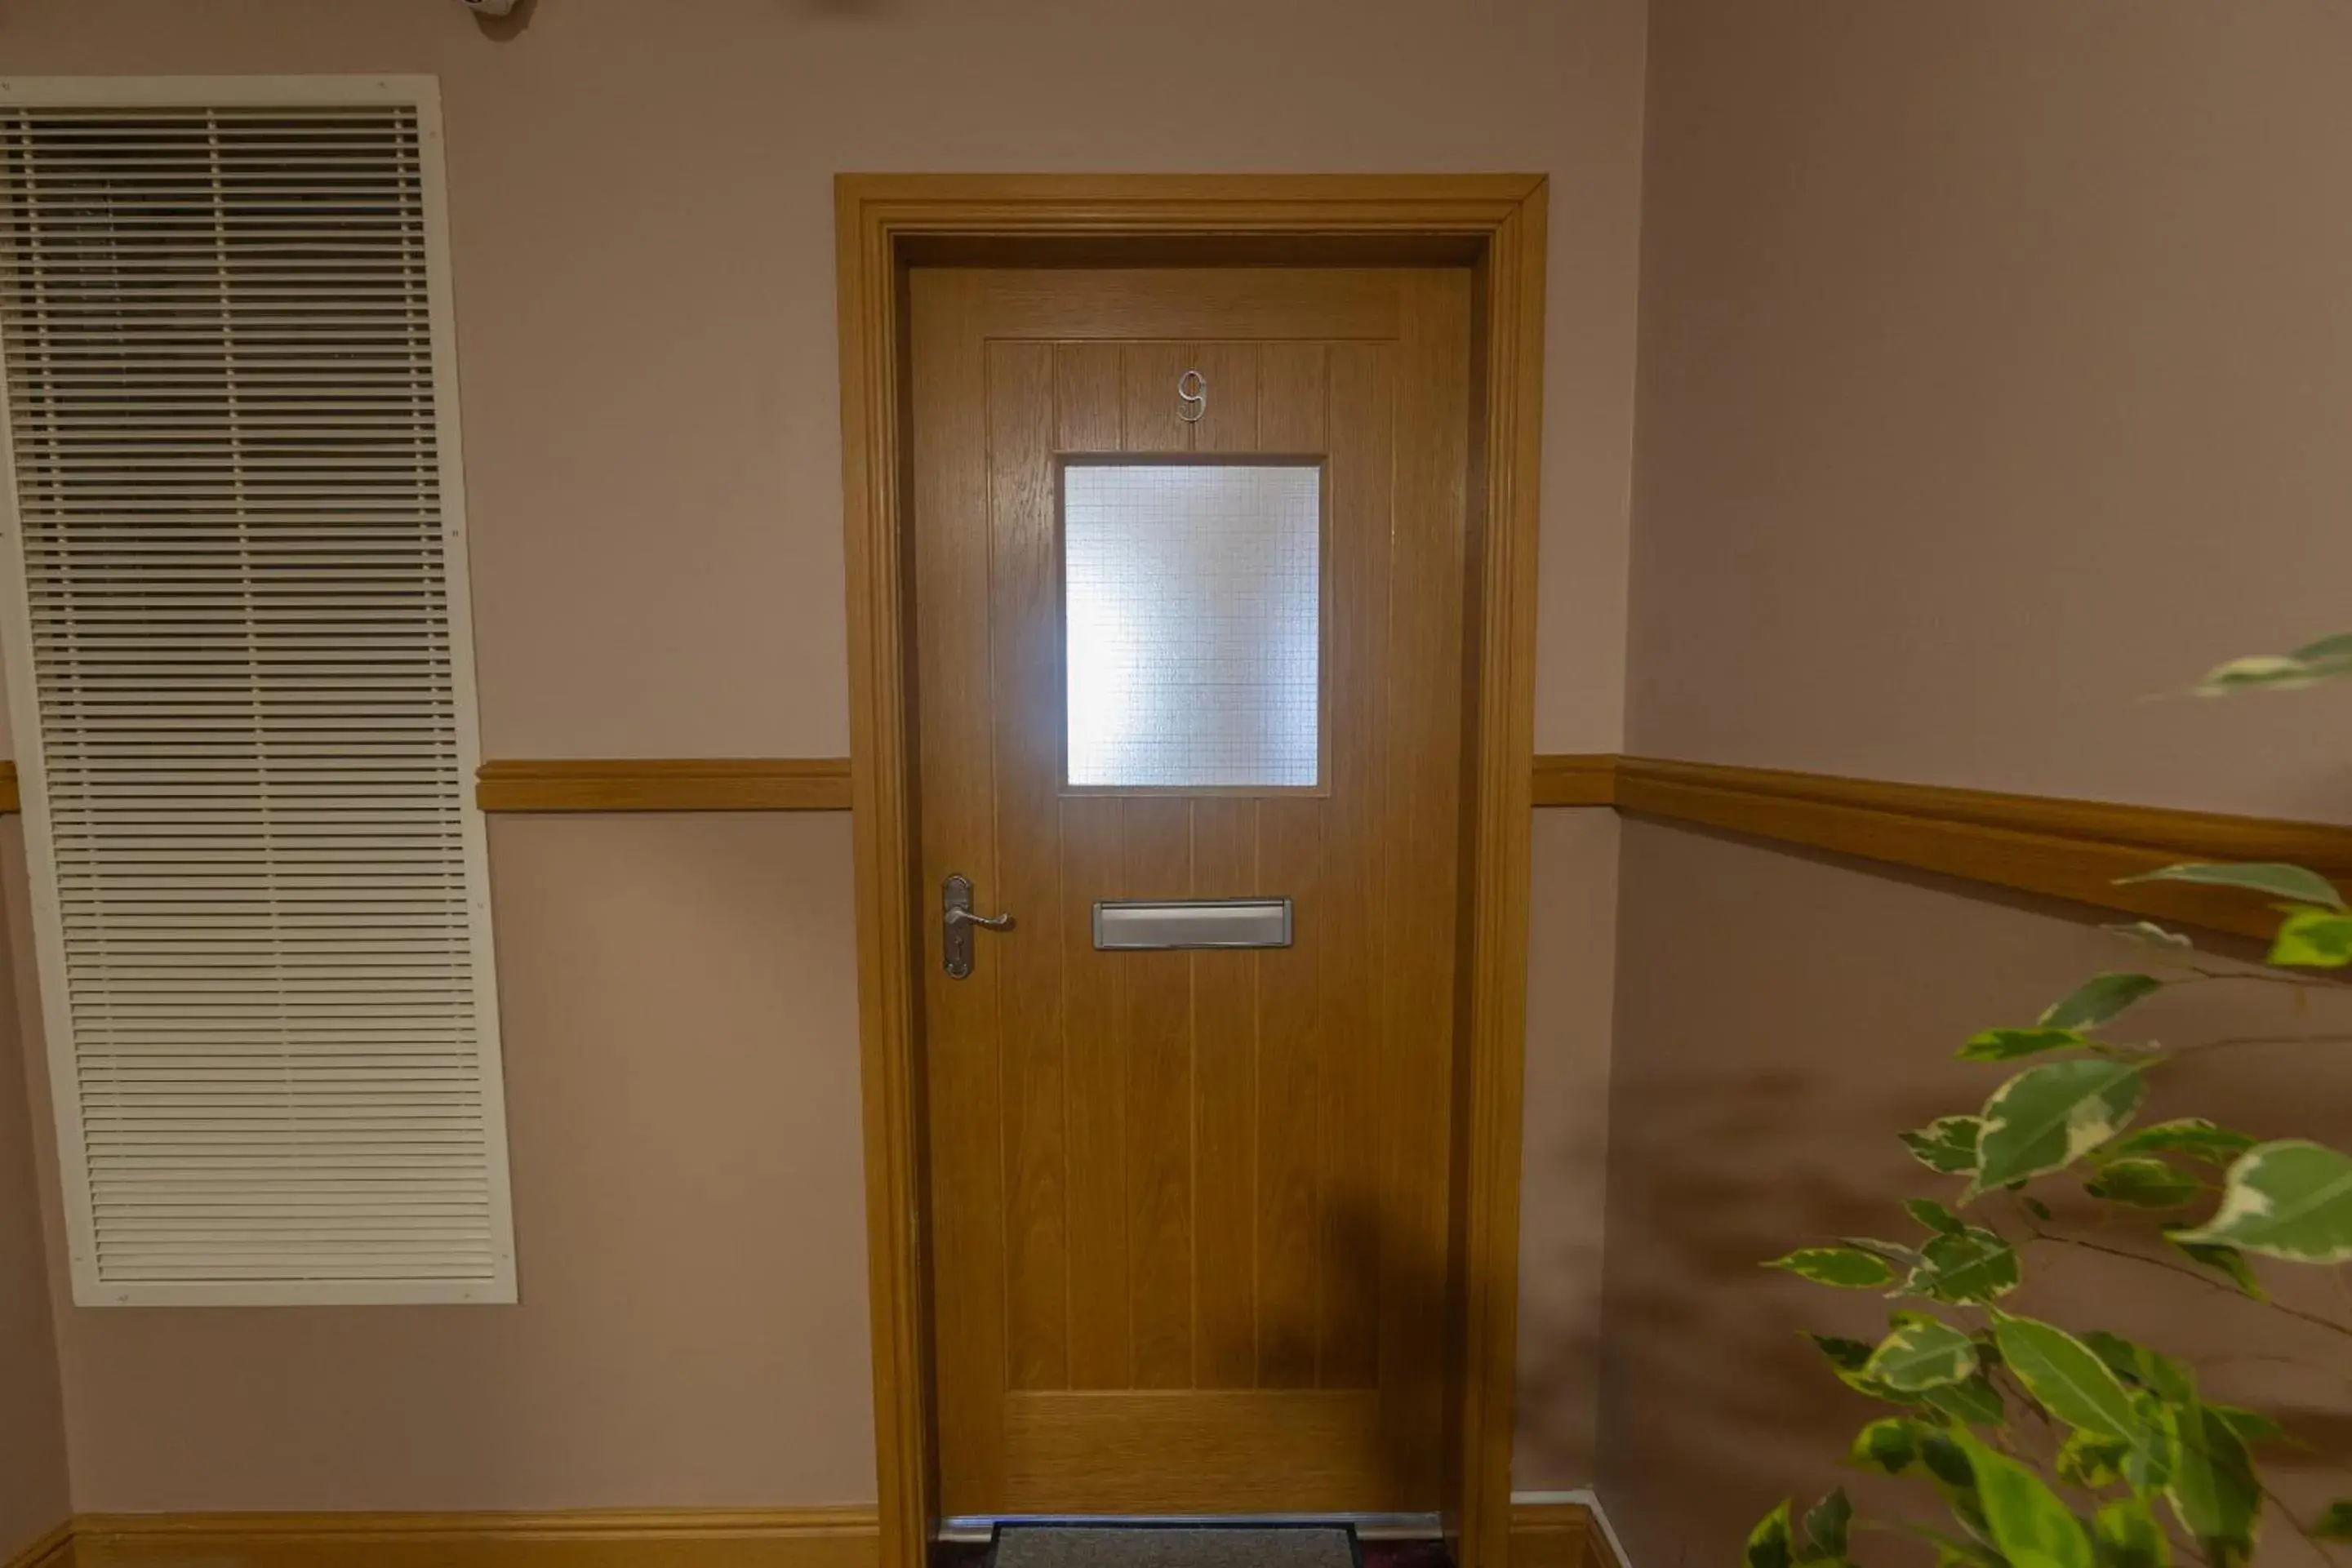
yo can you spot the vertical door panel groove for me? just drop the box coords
[1053,344,1129,1396]
[989,340,1068,1393]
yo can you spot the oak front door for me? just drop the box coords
[909,266,1474,1519]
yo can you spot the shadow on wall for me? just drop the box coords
[1513,809,1622,1490]
[1598,821,2352,1568]
[1515,1101,1611,1487]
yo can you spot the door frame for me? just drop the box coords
[834,174,1548,1568]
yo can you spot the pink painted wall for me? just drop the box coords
[1514,812,1621,1487]
[0,0,1647,1513]
[1621,0,2352,822]
[12,816,875,1512]
[0,0,1645,760]
[1603,4,2352,1564]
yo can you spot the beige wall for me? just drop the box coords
[0,0,1647,1515]
[1604,3,2352,1563]
[0,0,1647,758]
[0,872,68,1557]
[1624,0,2352,821]
[13,816,874,1513]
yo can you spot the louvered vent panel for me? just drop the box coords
[0,82,514,1306]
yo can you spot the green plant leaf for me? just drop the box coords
[1748,1500,1794,1568]
[2105,921,2194,953]
[2165,1404,2260,1568]
[2207,1406,2285,1445]
[2291,632,2352,666]
[2196,637,2352,693]
[1867,1314,1979,1393]
[1972,1060,2148,1194]
[1909,1227,2021,1304]
[2106,1120,2256,1166]
[2092,1499,2170,1568]
[1838,1236,1926,1272]
[1962,1027,2089,1062]
[1950,1430,2095,1568]
[1808,1333,1905,1401]
[2271,906,2352,968]
[1808,1333,1876,1372]
[2085,1157,2201,1209]
[2314,1502,2352,1540]
[2197,655,2306,692]
[2163,1235,2265,1299]
[1904,1116,1984,1175]
[2172,1139,2352,1262]
[1849,1417,1920,1475]
[1912,1427,2008,1557]
[2057,1430,2130,1489]
[2081,1331,2195,1405]
[1919,1427,1978,1489]
[1994,1318,2140,1442]
[1921,1375,2007,1428]
[2120,862,2345,910]
[2040,973,2164,1030]
[1803,1488,1853,1561]
[2123,1393,2182,1492]
[1906,1197,1966,1233]
[1767,1246,1900,1288]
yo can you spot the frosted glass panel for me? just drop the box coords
[1064,463,1321,788]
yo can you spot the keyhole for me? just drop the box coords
[1177,368,1207,423]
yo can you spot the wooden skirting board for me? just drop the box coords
[1509,1500,1623,1568]
[64,1507,880,1568]
[14,1502,1615,1568]
[1,1522,71,1568]
[0,752,2340,938]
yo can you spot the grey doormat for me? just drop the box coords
[994,1526,1357,1568]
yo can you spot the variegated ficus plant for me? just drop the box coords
[1752,634,2352,1568]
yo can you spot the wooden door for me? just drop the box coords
[909,267,1472,1519]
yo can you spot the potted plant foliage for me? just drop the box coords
[1755,635,2352,1568]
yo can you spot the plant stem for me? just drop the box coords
[2261,1477,2344,1567]
[2170,967,2328,992]
[2172,1033,2352,1057]
[2026,1229,2352,1342]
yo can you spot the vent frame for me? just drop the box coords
[0,74,514,1307]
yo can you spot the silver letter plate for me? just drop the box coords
[1092,897,1293,951]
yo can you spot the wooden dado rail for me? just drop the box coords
[1549,755,2352,943]
[0,756,2341,942]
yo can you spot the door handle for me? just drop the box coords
[943,873,1013,979]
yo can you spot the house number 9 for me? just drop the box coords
[1177,369,1207,422]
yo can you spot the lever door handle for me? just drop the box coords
[943,873,1012,979]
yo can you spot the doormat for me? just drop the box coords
[994,1526,1358,1568]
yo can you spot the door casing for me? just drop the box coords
[834,174,1548,1568]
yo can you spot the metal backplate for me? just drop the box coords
[1092,897,1292,951]
[944,873,978,979]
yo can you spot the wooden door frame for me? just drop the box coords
[834,174,1547,1568]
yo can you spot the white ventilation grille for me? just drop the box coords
[0,78,514,1306]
